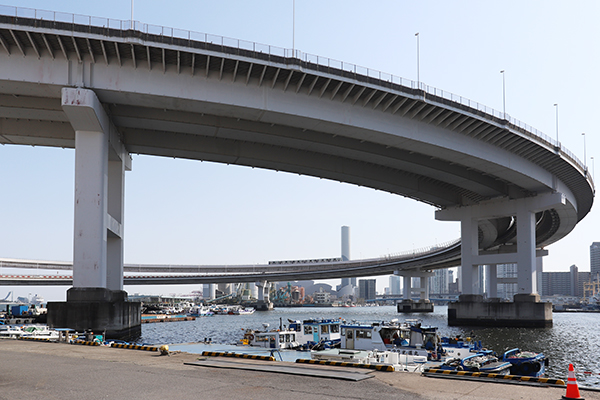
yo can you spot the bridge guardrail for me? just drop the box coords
[0,4,591,186]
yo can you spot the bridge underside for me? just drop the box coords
[0,15,594,329]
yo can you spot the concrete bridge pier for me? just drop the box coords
[396,271,434,313]
[47,88,140,339]
[436,194,560,327]
[255,280,273,311]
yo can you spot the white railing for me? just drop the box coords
[0,4,591,185]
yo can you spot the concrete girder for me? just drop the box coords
[0,32,9,54]
[25,31,40,58]
[340,83,355,102]
[9,29,24,56]
[351,86,367,105]
[306,75,319,96]
[371,91,387,110]
[381,94,398,112]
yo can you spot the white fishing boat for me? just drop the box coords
[242,323,301,350]
[287,318,343,350]
[187,305,214,317]
[338,319,440,359]
[20,325,59,340]
[0,325,23,338]
[311,348,427,371]
[233,307,255,315]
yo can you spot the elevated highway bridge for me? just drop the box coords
[0,238,461,285]
[0,6,594,331]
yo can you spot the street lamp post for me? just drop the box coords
[292,0,295,57]
[415,32,420,87]
[582,133,587,174]
[500,70,506,118]
[554,103,559,145]
[591,156,595,181]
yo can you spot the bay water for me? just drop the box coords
[139,305,600,387]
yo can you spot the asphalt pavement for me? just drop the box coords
[1,340,597,400]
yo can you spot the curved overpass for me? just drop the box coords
[0,8,594,289]
[0,239,461,285]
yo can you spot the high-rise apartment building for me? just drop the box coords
[358,279,377,300]
[389,275,401,295]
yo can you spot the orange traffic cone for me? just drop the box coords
[563,363,584,400]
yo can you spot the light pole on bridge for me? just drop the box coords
[582,133,587,173]
[500,70,506,118]
[554,103,559,145]
[415,32,420,87]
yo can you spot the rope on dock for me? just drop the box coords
[295,358,395,372]
[201,351,276,361]
[422,368,566,386]
[111,343,158,351]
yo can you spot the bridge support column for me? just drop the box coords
[485,264,498,299]
[47,88,140,339]
[436,194,561,327]
[255,281,273,311]
[396,271,434,313]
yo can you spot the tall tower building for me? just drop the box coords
[341,226,356,288]
[389,275,401,295]
[591,242,600,280]
[358,279,376,300]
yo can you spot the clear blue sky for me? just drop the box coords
[1,1,598,301]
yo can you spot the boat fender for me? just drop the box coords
[248,334,254,341]
[533,362,542,372]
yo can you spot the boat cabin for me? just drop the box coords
[287,319,342,348]
[243,328,300,349]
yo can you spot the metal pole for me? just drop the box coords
[415,33,420,86]
[554,103,559,144]
[131,0,133,29]
[591,156,595,181]
[292,0,295,57]
[500,70,505,118]
[582,133,587,170]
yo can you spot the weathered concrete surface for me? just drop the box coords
[1,340,596,400]
[448,294,553,327]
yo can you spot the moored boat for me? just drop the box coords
[287,318,343,350]
[242,324,301,350]
[310,348,427,370]
[502,348,547,377]
[439,350,511,374]
[339,319,445,361]
[233,307,255,315]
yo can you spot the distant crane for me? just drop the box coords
[2,291,13,301]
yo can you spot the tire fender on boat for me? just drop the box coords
[248,334,254,341]
[520,362,534,375]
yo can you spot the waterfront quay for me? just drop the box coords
[3,340,597,400]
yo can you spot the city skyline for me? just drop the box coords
[1,0,598,301]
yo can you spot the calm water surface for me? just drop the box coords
[138,305,600,387]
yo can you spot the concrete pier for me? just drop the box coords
[447,294,552,327]
[47,288,141,339]
[397,299,434,313]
